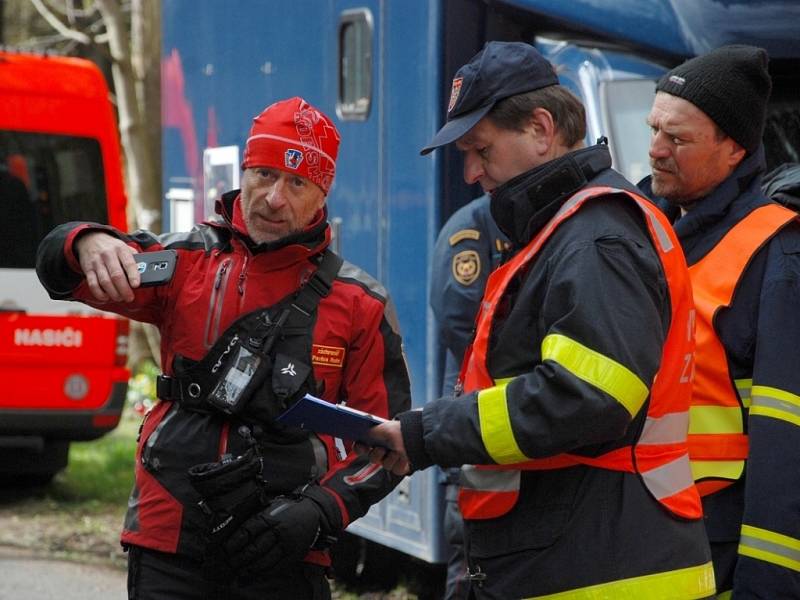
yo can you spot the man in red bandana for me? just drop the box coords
[36,97,411,599]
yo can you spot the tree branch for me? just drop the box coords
[29,0,92,44]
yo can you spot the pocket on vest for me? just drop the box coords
[466,469,582,558]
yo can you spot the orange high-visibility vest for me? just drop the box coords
[458,186,703,520]
[687,203,797,497]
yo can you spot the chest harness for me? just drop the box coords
[156,250,343,424]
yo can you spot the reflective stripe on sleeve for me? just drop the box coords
[477,378,526,464]
[739,524,800,572]
[750,385,800,428]
[524,561,715,599]
[541,333,649,417]
[735,378,752,407]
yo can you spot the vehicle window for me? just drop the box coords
[0,131,107,269]
[338,8,373,120]
[602,79,657,185]
[605,79,800,180]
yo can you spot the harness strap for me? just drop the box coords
[291,249,342,316]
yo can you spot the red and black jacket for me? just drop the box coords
[36,190,411,561]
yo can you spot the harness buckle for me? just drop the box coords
[306,275,331,298]
[156,374,175,400]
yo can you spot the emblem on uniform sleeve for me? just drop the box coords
[448,228,480,245]
[448,77,464,113]
[285,148,304,169]
[452,250,480,286]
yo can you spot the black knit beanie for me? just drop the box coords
[656,45,771,155]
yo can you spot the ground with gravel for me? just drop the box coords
[0,496,126,569]
[0,492,425,599]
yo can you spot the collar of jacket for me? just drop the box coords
[642,145,768,243]
[212,189,331,263]
[490,144,612,248]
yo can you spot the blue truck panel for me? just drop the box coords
[507,0,800,59]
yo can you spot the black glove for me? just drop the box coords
[221,483,340,578]
[187,447,268,582]
[188,447,267,537]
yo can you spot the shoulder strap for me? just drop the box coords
[291,249,343,315]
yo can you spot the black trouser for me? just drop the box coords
[709,540,738,596]
[443,482,470,600]
[127,545,331,600]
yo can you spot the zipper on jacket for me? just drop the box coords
[204,258,232,348]
[237,253,249,297]
[217,421,231,459]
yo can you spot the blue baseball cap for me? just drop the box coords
[420,41,559,155]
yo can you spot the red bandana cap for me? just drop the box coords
[241,97,340,195]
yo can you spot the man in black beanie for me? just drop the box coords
[641,45,800,597]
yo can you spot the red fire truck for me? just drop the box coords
[0,51,130,483]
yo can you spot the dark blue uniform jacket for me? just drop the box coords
[430,195,507,397]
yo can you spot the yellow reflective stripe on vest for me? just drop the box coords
[735,378,752,407]
[524,561,715,599]
[477,378,526,464]
[739,524,800,572]
[688,405,744,435]
[690,459,744,482]
[750,385,800,428]
[541,334,648,418]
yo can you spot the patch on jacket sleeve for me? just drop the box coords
[452,250,480,286]
[311,344,346,368]
[449,229,480,246]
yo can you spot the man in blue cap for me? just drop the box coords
[360,41,715,598]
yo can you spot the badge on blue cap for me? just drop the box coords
[421,41,559,155]
[448,77,464,113]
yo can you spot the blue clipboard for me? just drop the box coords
[276,393,387,444]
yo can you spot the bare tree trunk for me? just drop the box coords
[128,0,163,366]
[131,0,162,232]
[95,0,160,233]
[23,0,164,370]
